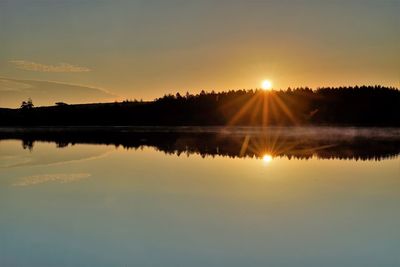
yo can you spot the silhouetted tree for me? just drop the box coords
[1,86,399,127]
[55,102,68,106]
[20,98,34,109]
[1,128,398,161]
[22,139,34,151]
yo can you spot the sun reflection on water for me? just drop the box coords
[262,154,273,164]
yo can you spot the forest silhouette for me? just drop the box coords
[0,126,399,161]
[0,86,399,126]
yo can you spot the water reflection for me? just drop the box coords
[12,173,91,187]
[262,154,273,163]
[0,127,398,161]
[0,141,111,168]
[0,128,399,267]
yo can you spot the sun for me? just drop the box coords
[261,80,273,91]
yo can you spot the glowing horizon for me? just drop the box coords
[0,0,399,108]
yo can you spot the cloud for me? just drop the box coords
[12,173,91,187]
[9,60,91,73]
[0,77,117,107]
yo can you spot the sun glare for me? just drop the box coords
[262,154,273,163]
[261,80,273,91]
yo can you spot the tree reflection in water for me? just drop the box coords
[1,127,399,161]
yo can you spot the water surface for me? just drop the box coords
[0,127,399,267]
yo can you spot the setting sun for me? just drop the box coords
[261,80,273,91]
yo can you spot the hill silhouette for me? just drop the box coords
[0,86,399,126]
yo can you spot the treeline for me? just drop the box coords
[0,127,398,161]
[0,86,399,126]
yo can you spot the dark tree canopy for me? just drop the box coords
[1,86,399,127]
[0,127,398,161]
[20,98,34,110]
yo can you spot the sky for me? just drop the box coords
[0,0,399,107]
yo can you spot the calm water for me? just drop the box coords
[0,127,399,267]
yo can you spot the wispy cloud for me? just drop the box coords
[12,173,91,187]
[0,77,117,107]
[9,60,91,73]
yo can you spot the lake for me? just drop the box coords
[0,127,399,267]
